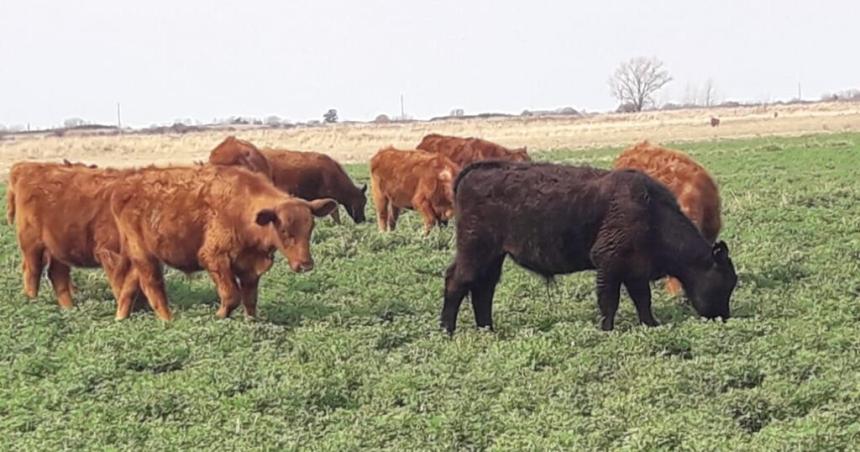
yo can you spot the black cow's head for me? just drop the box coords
[688,241,737,320]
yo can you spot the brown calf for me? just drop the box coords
[614,141,723,295]
[417,133,530,167]
[258,149,367,224]
[369,147,460,234]
[109,165,336,321]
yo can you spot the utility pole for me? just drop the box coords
[117,102,122,132]
[400,94,405,120]
[797,83,802,100]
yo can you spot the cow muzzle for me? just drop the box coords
[290,260,315,273]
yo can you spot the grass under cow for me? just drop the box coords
[1,132,859,449]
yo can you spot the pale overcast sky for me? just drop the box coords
[1,0,858,128]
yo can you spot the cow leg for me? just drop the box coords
[205,263,241,319]
[471,255,505,330]
[97,248,130,302]
[371,184,389,231]
[134,259,173,321]
[441,262,469,335]
[414,197,437,235]
[387,206,400,231]
[114,270,141,320]
[624,278,659,327]
[238,272,260,319]
[664,277,683,296]
[47,260,74,309]
[21,245,46,299]
[596,270,621,331]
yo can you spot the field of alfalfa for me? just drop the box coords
[1,132,859,450]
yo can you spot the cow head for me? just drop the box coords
[345,184,368,224]
[432,166,458,223]
[687,241,737,320]
[510,147,531,162]
[255,198,338,273]
[209,136,273,180]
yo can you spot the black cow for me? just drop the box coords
[441,161,738,333]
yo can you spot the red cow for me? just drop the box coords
[369,147,460,234]
[417,134,529,167]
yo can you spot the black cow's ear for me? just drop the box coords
[361,184,367,193]
[712,241,729,262]
[255,209,279,226]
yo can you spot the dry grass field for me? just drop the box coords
[1,101,859,179]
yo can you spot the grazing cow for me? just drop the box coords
[710,117,720,127]
[206,136,273,179]
[258,149,367,224]
[417,133,530,167]
[441,161,737,333]
[109,165,336,321]
[7,161,137,308]
[369,147,460,234]
[614,141,723,295]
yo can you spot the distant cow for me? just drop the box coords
[710,117,720,127]
[417,133,530,167]
[442,161,737,333]
[369,147,460,234]
[7,161,137,308]
[614,141,723,296]
[109,165,336,321]
[259,149,367,224]
[206,136,273,180]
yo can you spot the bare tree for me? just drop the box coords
[682,82,698,106]
[609,57,673,112]
[701,79,718,107]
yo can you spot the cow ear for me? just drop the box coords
[712,241,729,263]
[307,198,338,217]
[361,184,367,193]
[255,209,279,226]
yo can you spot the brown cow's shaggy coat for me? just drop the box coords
[259,149,367,224]
[7,162,135,308]
[109,165,336,321]
[417,133,530,167]
[614,141,723,295]
[369,147,460,234]
[442,161,737,333]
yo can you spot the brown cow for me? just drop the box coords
[206,136,273,180]
[417,133,530,167]
[442,161,737,333]
[257,149,367,224]
[369,147,460,234]
[614,141,723,295]
[109,165,336,321]
[7,161,136,308]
